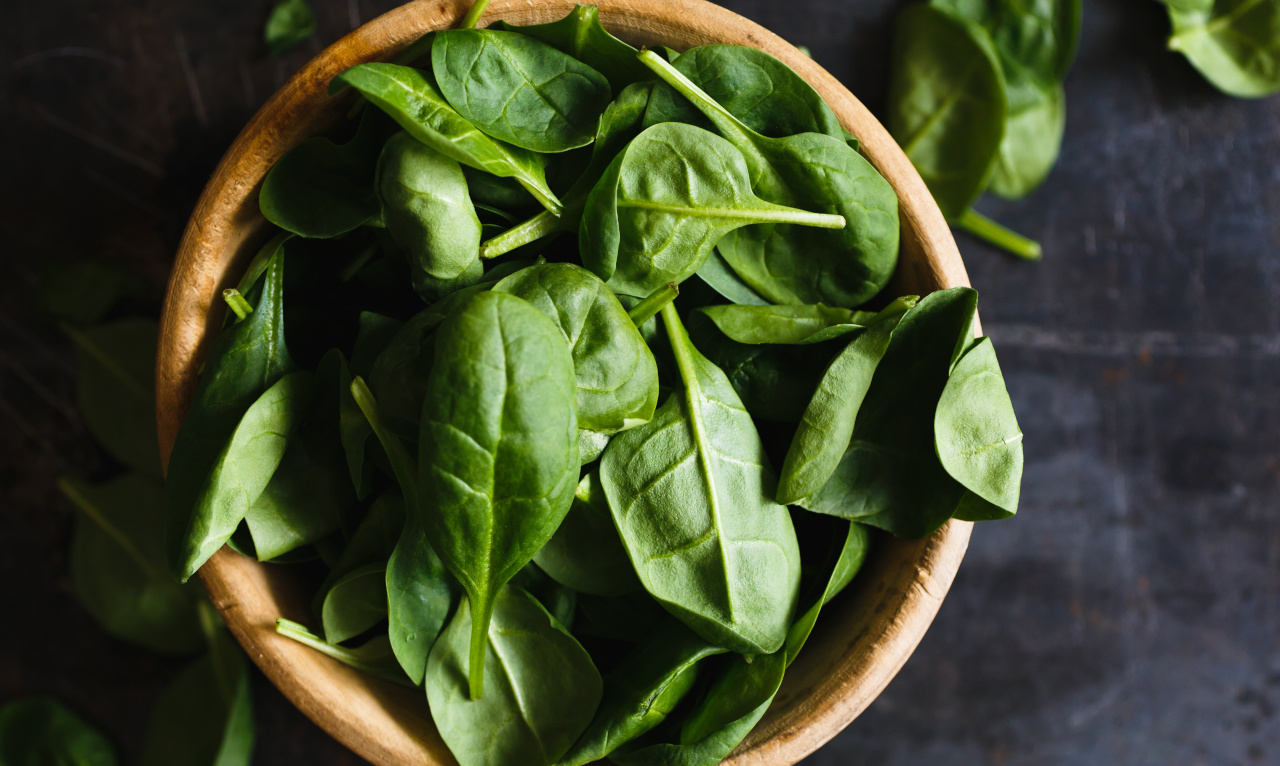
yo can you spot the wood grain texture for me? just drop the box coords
[155,1,975,764]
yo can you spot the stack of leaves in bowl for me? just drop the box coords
[162,5,1025,766]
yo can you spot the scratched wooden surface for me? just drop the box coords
[1,1,1277,764]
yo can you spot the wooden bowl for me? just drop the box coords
[156,1,975,763]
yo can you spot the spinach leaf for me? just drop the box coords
[491,4,652,91]
[418,291,579,698]
[260,105,389,237]
[494,262,659,433]
[578,428,612,465]
[797,288,983,538]
[640,51,898,308]
[693,250,769,307]
[313,489,405,613]
[610,700,771,766]
[39,258,147,326]
[322,562,388,645]
[559,622,725,766]
[463,165,539,211]
[777,298,915,504]
[164,249,294,582]
[600,304,801,654]
[580,122,846,298]
[276,619,412,687]
[425,586,602,766]
[331,63,562,213]
[935,336,1023,517]
[141,611,254,766]
[988,83,1066,198]
[888,4,1007,219]
[352,311,403,379]
[377,130,482,299]
[533,471,640,597]
[432,29,612,153]
[264,0,315,55]
[510,563,578,629]
[1165,0,1280,98]
[60,474,204,656]
[0,698,118,766]
[697,303,879,345]
[64,319,161,478]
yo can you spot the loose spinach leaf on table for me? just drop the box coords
[40,259,147,326]
[432,29,613,153]
[418,291,579,698]
[164,250,295,582]
[641,51,899,308]
[378,130,482,299]
[322,562,389,645]
[580,122,846,298]
[64,318,162,478]
[0,697,118,766]
[533,471,640,597]
[1165,0,1280,98]
[60,474,204,656]
[331,63,562,213]
[491,4,652,91]
[494,262,659,433]
[264,0,315,56]
[600,304,801,655]
[425,586,602,766]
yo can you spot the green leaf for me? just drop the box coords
[491,4,652,91]
[418,291,579,698]
[425,587,602,766]
[313,488,405,614]
[580,122,846,298]
[533,471,640,597]
[509,563,578,629]
[0,698,119,766]
[888,4,1007,219]
[578,428,612,465]
[600,304,801,655]
[610,698,770,766]
[935,336,1023,516]
[61,474,203,656]
[432,29,613,153]
[1167,0,1280,98]
[331,63,562,213]
[494,262,659,433]
[693,250,769,307]
[322,562,388,645]
[39,259,147,325]
[988,83,1066,199]
[275,620,412,687]
[777,298,915,504]
[264,0,315,55]
[65,319,161,478]
[696,303,876,345]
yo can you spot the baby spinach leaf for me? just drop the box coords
[378,130,482,298]
[260,105,389,237]
[418,291,579,698]
[640,51,898,308]
[60,474,204,656]
[988,83,1066,199]
[888,4,1007,219]
[141,612,254,766]
[580,122,846,298]
[491,4,652,91]
[313,489,405,614]
[432,29,612,153]
[697,303,877,345]
[935,336,1023,516]
[777,298,915,504]
[264,0,315,56]
[331,63,562,213]
[0,697,118,766]
[578,428,612,465]
[425,586,602,766]
[322,562,388,645]
[600,304,801,654]
[559,622,725,766]
[1166,0,1280,98]
[64,318,161,478]
[533,471,640,597]
[275,619,412,687]
[693,250,769,307]
[494,262,659,433]
[463,165,540,211]
[510,563,578,629]
[610,699,771,766]
[352,312,403,379]
[797,288,982,538]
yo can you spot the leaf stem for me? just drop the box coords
[479,207,569,259]
[467,596,491,700]
[236,231,290,295]
[627,283,679,326]
[458,0,491,29]
[56,476,161,580]
[223,289,254,320]
[339,242,379,282]
[638,50,754,149]
[350,376,419,512]
[275,618,416,688]
[954,209,1042,260]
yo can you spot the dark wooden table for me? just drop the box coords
[2,1,1278,764]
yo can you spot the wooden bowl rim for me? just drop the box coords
[156,1,975,764]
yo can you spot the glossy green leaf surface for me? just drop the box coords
[0,697,118,766]
[418,291,579,697]
[989,83,1066,199]
[425,587,602,766]
[491,4,651,91]
[533,471,640,597]
[331,63,562,213]
[697,303,876,346]
[1167,0,1280,98]
[694,250,769,306]
[432,29,612,153]
[494,262,658,433]
[600,305,800,654]
[62,474,203,656]
[322,562,388,645]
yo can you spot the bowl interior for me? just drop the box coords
[156,1,974,764]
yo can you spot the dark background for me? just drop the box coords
[2,1,1278,764]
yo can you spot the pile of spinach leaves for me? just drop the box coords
[157,4,1024,765]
